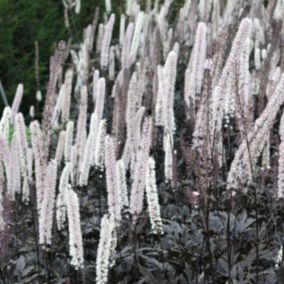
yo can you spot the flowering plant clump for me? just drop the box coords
[1,0,284,283]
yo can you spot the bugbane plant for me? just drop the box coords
[65,185,84,269]
[39,160,57,247]
[146,157,163,234]
[96,214,117,284]
[3,0,284,282]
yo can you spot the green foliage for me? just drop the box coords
[0,0,103,114]
[0,0,185,114]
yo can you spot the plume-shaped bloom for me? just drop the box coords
[116,159,129,208]
[7,134,21,200]
[14,113,29,172]
[108,46,116,81]
[227,74,284,191]
[105,0,112,14]
[155,66,165,126]
[121,23,134,68]
[95,119,107,169]
[119,14,126,46]
[163,49,178,134]
[105,136,121,221]
[96,214,117,284]
[56,163,71,230]
[79,125,95,186]
[30,121,45,208]
[146,157,163,234]
[75,86,88,182]
[130,12,144,65]
[55,130,66,165]
[62,68,74,122]
[94,78,106,123]
[100,14,115,69]
[0,107,11,141]
[14,113,30,201]
[123,69,145,168]
[64,121,74,162]
[278,112,284,198]
[184,22,207,115]
[164,133,173,181]
[52,84,66,128]
[11,84,24,123]
[36,90,42,102]
[92,69,100,103]
[216,18,252,121]
[130,117,153,218]
[39,160,57,247]
[65,185,84,269]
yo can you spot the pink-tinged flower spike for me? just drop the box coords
[105,135,121,222]
[11,84,23,123]
[9,133,21,201]
[130,107,146,170]
[70,145,77,185]
[75,0,81,14]
[146,157,163,234]
[90,114,99,167]
[227,74,284,192]
[62,68,74,123]
[56,163,71,230]
[92,69,100,103]
[0,107,11,142]
[14,113,30,201]
[108,46,116,81]
[95,119,107,170]
[124,70,145,168]
[39,160,57,248]
[184,22,207,116]
[55,130,66,165]
[216,18,252,122]
[79,113,98,185]
[14,113,29,171]
[100,14,115,69]
[64,185,84,270]
[130,117,153,219]
[36,90,42,102]
[79,130,94,186]
[164,132,173,182]
[278,112,284,198]
[27,148,33,183]
[121,23,134,68]
[212,0,220,38]
[75,86,88,183]
[30,121,45,209]
[163,49,178,135]
[273,0,284,20]
[29,106,35,119]
[96,214,117,284]
[155,66,165,126]
[96,24,104,55]
[0,137,10,192]
[64,121,74,163]
[0,190,4,233]
[105,0,112,14]
[116,159,129,209]
[119,14,126,46]
[94,78,106,124]
[129,12,144,65]
[51,84,66,129]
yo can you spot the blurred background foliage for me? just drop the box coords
[0,0,183,114]
[0,0,102,113]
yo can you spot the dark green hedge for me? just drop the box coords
[0,0,105,113]
[0,0,184,113]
